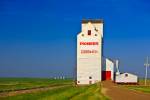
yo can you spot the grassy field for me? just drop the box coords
[123,79,150,93]
[0,78,72,92]
[0,78,108,100]
[138,79,150,85]
[126,86,150,93]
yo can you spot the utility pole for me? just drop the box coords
[144,57,150,86]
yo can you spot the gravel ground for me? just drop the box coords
[102,81,150,100]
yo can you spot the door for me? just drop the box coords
[102,71,111,80]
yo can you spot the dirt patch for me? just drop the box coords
[101,87,108,94]
[102,81,150,100]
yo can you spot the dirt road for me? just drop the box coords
[102,81,150,100]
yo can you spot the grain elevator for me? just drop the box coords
[77,19,103,84]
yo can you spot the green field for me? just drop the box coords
[139,79,150,85]
[0,78,108,100]
[123,79,150,93]
[0,78,72,92]
[126,86,150,93]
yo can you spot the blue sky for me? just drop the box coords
[0,0,150,78]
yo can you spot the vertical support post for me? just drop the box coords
[145,63,147,86]
[144,57,149,86]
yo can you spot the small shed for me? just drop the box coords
[115,73,138,84]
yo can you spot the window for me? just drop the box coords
[89,76,92,79]
[82,34,84,36]
[88,30,91,35]
[125,74,128,77]
[95,34,97,36]
[78,81,80,83]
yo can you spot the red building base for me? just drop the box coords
[102,71,111,80]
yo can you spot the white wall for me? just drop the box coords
[82,22,103,37]
[77,22,103,85]
[106,58,114,81]
[115,73,138,83]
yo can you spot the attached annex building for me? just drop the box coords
[115,73,138,84]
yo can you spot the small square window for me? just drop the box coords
[95,34,97,36]
[78,81,80,83]
[125,74,128,77]
[82,34,84,36]
[88,30,91,35]
[89,76,92,79]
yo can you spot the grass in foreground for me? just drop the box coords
[1,83,108,100]
[0,78,72,92]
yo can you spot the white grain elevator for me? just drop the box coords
[77,19,103,85]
